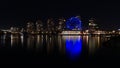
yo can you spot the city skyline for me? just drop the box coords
[1,16,119,36]
[0,16,119,31]
[0,0,120,65]
[0,0,120,30]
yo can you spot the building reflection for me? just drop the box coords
[46,35,54,54]
[11,34,20,47]
[1,35,6,46]
[1,34,11,47]
[63,36,82,60]
[0,35,5,47]
[36,35,43,51]
[20,35,24,47]
[87,35,100,55]
[58,36,65,54]
[83,35,89,46]
[27,35,36,49]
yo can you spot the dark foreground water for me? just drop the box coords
[0,34,120,65]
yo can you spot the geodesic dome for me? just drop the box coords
[65,16,82,30]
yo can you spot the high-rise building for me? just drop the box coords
[36,20,43,32]
[88,18,98,33]
[26,22,34,33]
[47,18,54,31]
[57,18,66,32]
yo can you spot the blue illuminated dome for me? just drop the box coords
[65,16,82,30]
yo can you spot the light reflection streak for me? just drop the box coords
[97,36,100,47]
[27,35,35,49]
[11,35,13,47]
[21,35,24,47]
[36,35,40,50]
[88,35,101,55]
[58,36,62,52]
[11,35,19,47]
[47,36,51,54]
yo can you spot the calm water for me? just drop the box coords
[0,34,118,64]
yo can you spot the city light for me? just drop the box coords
[0,16,119,36]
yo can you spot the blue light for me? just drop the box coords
[65,36,82,60]
[65,16,82,30]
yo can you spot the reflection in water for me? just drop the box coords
[3,35,109,55]
[2,35,6,46]
[88,36,100,55]
[0,34,112,64]
[11,35,20,47]
[36,35,43,51]
[64,36,82,60]
[27,35,36,49]
[97,36,100,47]
[58,36,65,54]
[21,35,24,47]
[46,35,54,54]
[83,35,89,46]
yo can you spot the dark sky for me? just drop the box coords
[0,0,120,30]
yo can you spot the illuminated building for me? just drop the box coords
[88,18,98,33]
[2,16,115,35]
[47,18,54,33]
[36,20,43,32]
[57,18,66,32]
[26,22,34,33]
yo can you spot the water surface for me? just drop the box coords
[0,34,117,64]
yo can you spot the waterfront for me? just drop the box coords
[0,34,118,64]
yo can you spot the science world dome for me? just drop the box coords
[65,16,82,30]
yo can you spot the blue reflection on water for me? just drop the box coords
[65,36,82,60]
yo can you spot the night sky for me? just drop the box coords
[0,0,120,30]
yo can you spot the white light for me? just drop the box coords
[118,29,120,31]
[60,31,81,34]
